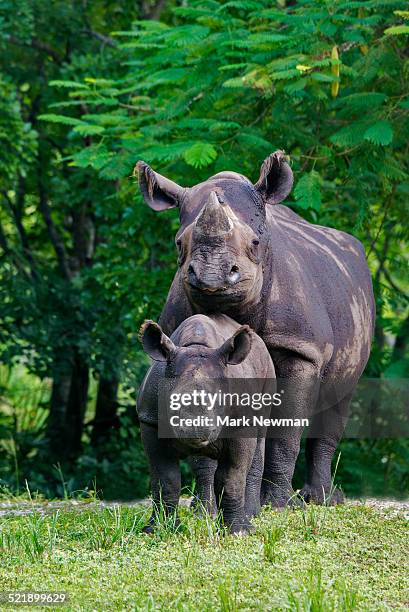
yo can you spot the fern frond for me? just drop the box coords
[293,171,322,211]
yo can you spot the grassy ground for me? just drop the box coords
[0,499,407,611]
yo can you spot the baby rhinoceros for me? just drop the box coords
[137,314,275,534]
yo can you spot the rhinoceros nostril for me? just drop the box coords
[228,265,240,284]
[188,263,199,286]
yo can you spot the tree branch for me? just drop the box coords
[142,0,168,20]
[380,264,409,302]
[371,241,408,301]
[365,188,395,259]
[0,220,10,254]
[1,185,38,279]
[7,35,63,63]
[38,182,72,280]
[118,102,152,112]
[0,220,31,279]
[79,30,117,48]
[391,314,409,363]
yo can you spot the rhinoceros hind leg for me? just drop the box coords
[261,435,302,508]
[244,436,265,519]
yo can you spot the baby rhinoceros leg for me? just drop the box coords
[140,424,181,533]
[189,456,218,516]
[215,439,258,534]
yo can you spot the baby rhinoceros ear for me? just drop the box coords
[140,320,176,362]
[218,325,253,366]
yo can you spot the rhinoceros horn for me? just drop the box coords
[194,191,233,236]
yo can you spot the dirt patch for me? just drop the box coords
[0,497,407,518]
[349,497,409,518]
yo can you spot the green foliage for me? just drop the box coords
[384,24,409,34]
[38,113,84,126]
[0,77,37,182]
[0,364,150,499]
[48,0,408,381]
[184,142,218,168]
[364,120,394,146]
[294,171,322,211]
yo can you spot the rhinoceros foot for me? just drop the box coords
[298,484,344,506]
[260,483,302,509]
[261,496,302,510]
[190,495,217,518]
[229,519,255,536]
[141,513,181,534]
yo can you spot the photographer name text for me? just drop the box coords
[169,415,309,428]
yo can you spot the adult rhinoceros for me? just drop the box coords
[136,151,374,506]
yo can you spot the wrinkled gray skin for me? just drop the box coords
[136,150,375,507]
[137,314,275,533]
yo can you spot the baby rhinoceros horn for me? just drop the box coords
[194,191,233,237]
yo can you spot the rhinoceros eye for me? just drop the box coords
[176,239,182,250]
[252,239,260,247]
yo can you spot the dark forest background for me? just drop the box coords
[0,0,408,500]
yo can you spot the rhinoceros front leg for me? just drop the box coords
[261,357,321,508]
[214,439,257,533]
[158,273,194,337]
[140,423,181,533]
[189,456,218,516]
[299,392,352,505]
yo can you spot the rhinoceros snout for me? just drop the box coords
[187,262,241,292]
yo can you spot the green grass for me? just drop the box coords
[0,501,407,611]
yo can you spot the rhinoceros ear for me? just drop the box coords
[254,150,293,205]
[134,161,185,211]
[140,320,176,362]
[219,326,252,366]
